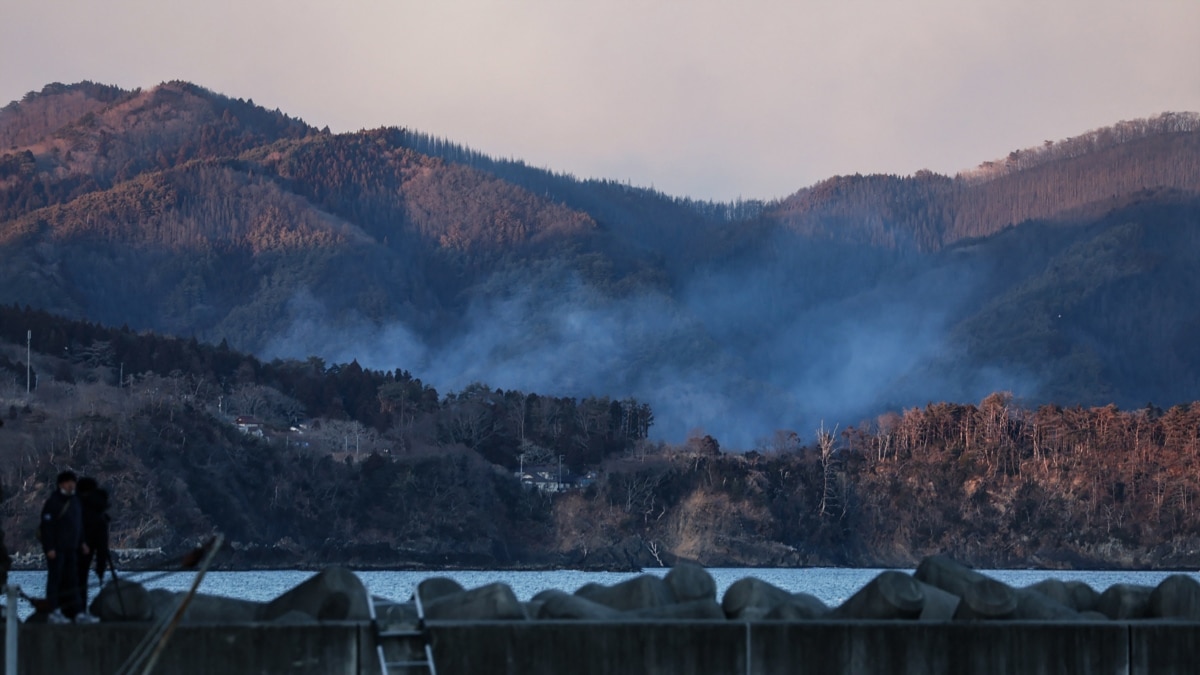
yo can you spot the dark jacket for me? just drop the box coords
[80,487,112,566]
[0,484,8,583]
[40,489,83,554]
[0,526,10,586]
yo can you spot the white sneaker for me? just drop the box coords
[47,609,70,624]
[75,612,99,624]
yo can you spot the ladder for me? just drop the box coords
[370,590,436,675]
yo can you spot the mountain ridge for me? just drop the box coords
[1,80,1199,444]
[3,81,1200,570]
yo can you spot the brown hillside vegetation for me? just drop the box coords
[6,163,366,251]
[1,79,1200,487]
[773,112,1200,251]
[4,333,1200,569]
[249,129,598,254]
[0,81,127,150]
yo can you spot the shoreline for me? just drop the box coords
[8,558,1197,574]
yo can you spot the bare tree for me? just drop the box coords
[817,422,840,518]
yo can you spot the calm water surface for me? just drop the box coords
[6,567,1198,621]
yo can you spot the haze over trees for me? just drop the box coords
[2,83,1199,444]
[1,81,1199,568]
[2,306,1199,569]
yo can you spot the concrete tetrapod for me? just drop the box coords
[373,596,419,627]
[1097,583,1154,620]
[260,566,371,622]
[1023,578,1099,613]
[664,562,717,604]
[626,599,726,620]
[146,587,262,623]
[78,583,263,624]
[415,577,466,604]
[914,555,1017,620]
[721,577,796,620]
[1012,588,1083,621]
[830,570,924,620]
[533,589,622,620]
[763,593,829,620]
[1150,575,1200,620]
[424,582,527,621]
[913,580,960,620]
[575,574,675,612]
[92,579,154,621]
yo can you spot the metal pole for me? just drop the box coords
[26,330,31,395]
[138,534,223,675]
[5,584,18,675]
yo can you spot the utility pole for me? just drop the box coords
[26,330,31,395]
[558,455,564,492]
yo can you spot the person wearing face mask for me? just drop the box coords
[40,470,91,624]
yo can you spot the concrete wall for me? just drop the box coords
[426,621,1139,675]
[748,621,1128,675]
[1129,622,1200,675]
[3,620,1200,675]
[4,623,365,675]
[427,621,748,675]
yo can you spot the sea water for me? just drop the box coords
[5,567,1197,621]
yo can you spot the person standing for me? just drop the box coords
[0,485,11,589]
[76,476,111,615]
[40,470,89,623]
[0,526,10,588]
[1,486,10,625]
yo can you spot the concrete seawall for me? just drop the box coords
[8,557,1200,674]
[425,620,1193,675]
[5,623,367,675]
[4,620,1200,674]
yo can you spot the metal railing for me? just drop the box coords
[4,584,17,675]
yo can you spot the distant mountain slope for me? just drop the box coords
[1,80,1199,444]
[0,81,312,222]
[771,112,1200,251]
[946,191,1200,406]
[0,81,127,149]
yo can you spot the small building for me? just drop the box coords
[516,466,574,493]
[234,415,265,437]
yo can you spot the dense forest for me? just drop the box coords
[772,112,1200,250]
[2,306,1200,570]
[2,83,1199,447]
[2,81,1200,567]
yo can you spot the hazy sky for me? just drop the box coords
[4,0,1198,201]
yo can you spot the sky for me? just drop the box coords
[3,0,1198,202]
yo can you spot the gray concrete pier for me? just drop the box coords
[7,557,1200,674]
[5,623,365,675]
[3,619,1200,674]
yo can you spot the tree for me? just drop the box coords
[816,423,840,518]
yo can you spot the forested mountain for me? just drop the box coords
[1,80,1199,447]
[771,113,1200,250]
[3,80,1200,569]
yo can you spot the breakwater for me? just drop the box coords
[7,620,1197,675]
[5,556,1200,674]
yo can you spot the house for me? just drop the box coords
[516,465,574,493]
[234,415,265,437]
